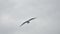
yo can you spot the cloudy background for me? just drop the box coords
[0,0,60,34]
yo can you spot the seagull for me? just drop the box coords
[20,17,36,27]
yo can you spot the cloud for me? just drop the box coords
[0,0,60,34]
[0,14,17,34]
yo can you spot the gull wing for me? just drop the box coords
[20,22,26,27]
[28,17,36,21]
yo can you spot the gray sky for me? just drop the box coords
[0,0,60,34]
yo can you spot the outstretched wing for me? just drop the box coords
[28,17,36,21]
[20,22,26,27]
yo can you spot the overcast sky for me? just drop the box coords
[0,0,60,34]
